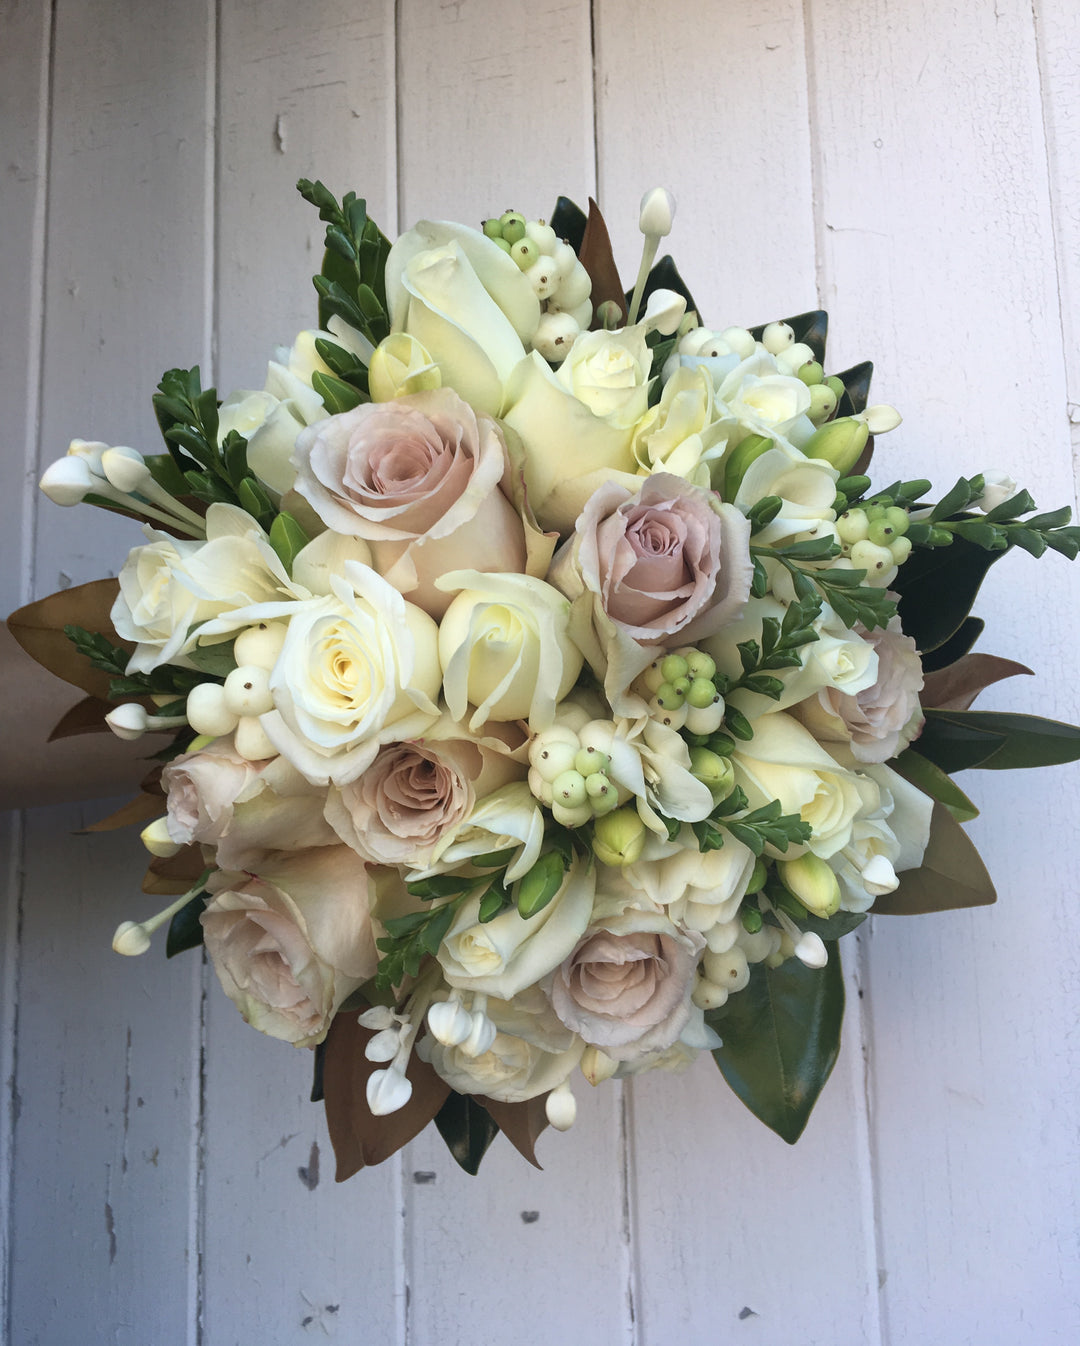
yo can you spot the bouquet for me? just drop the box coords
[11,180,1080,1179]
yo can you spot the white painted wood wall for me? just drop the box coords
[3,1,1078,1341]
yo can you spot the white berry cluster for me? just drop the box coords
[481,210,592,362]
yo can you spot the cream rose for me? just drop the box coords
[793,615,924,763]
[323,717,521,867]
[200,846,376,1048]
[421,988,583,1103]
[291,388,526,618]
[235,562,441,785]
[630,365,727,486]
[437,569,583,732]
[732,711,868,859]
[111,504,303,672]
[548,472,752,701]
[547,905,705,1062]
[384,220,540,415]
[436,854,595,1000]
[623,835,757,939]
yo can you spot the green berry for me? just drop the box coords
[686,677,718,709]
[491,236,512,253]
[551,769,587,808]
[684,650,716,681]
[797,360,824,386]
[867,518,896,546]
[574,746,609,778]
[482,218,503,239]
[660,654,689,682]
[889,535,913,565]
[655,681,686,710]
[510,239,539,270]
[884,505,910,536]
[836,508,869,544]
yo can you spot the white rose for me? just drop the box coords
[217,389,310,497]
[437,569,583,732]
[829,764,933,910]
[623,835,756,937]
[732,711,868,859]
[111,503,304,672]
[630,365,727,486]
[254,562,442,785]
[729,441,839,543]
[437,854,595,1000]
[715,350,817,449]
[384,220,540,415]
[201,846,376,1048]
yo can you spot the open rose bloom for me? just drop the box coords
[22,181,1080,1177]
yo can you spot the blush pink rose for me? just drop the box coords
[200,846,376,1048]
[291,387,527,617]
[323,723,521,867]
[547,472,753,705]
[547,908,705,1062]
[162,738,336,869]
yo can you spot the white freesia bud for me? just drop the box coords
[861,853,899,895]
[427,997,474,1047]
[105,702,151,740]
[366,1065,413,1116]
[638,187,676,238]
[112,921,152,956]
[545,1080,577,1131]
[639,287,686,337]
[364,1028,403,1063]
[357,1006,399,1031]
[778,853,842,918]
[794,931,829,969]
[39,455,96,506]
[974,470,1018,512]
[100,445,151,493]
[581,1045,618,1086]
[140,817,182,858]
[460,1011,498,1059]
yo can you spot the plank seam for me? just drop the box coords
[801,0,828,310]
[1029,0,1080,477]
[618,1080,641,1346]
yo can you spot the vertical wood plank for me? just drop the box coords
[199,7,405,1342]
[396,0,597,230]
[33,0,216,593]
[593,4,882,1339]
[0,0,51,1330]
[7,1,214,1341]
[806,1,1080,1339]
[8,805,202,1346]
[593,0,819,326]
[216,0,398,393]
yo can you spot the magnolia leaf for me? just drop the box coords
[476,1093,549,1169]
[81,791,164,833]
[323,1010,450,1182]
[918,709,1080,773]
[7,579,127,700]
[894,536,1002,654]
[708,945,844,1144]
[920,652,1033,711]
[549,196,588,253]
[142,844,206,895]
[891,748,980,823]
[920,616,985,673]
[579,199,627,326]
[434,1092,500,1175]
[47,695,113,740]
[165,890,207,958]
[873,802,995,914]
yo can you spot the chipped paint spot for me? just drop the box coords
[520,1210,539,1224]
[274,113,287,154]
[412,1170,436,1184]
[738,1306,758,1320]
[298,1140,320,1191]
[105,1202,116,1264]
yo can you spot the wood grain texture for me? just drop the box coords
[593,0,818,327]
[807,1,1080,1340]
[216,0,398,392]
[396,0,597,231]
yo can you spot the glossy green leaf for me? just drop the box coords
[434,1092,500,1175]
[893,536,1003,653]
[892,748,980,822]
[919,616,985,673]
[166,891,207,958]
[187,637,236,678]
[708,946,844,1144]
[917,709,1080,773]
[268,511,310,573]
